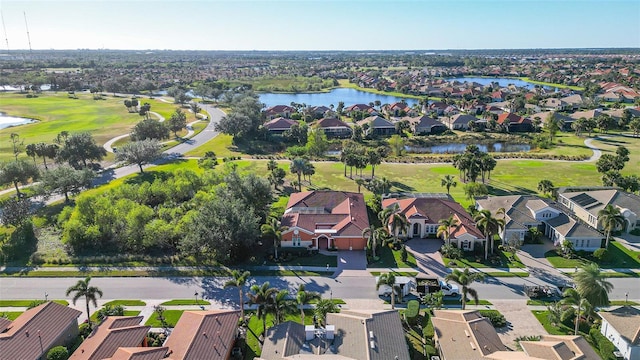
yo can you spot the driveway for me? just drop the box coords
[492,299,548,349]
[404,238,449,277]
[518,243,571,287]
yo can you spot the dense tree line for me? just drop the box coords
[58,167,272,263]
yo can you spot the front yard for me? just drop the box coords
[368,245,418,269]
[443,249,525,269]
[545,241,640,269]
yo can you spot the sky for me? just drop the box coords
[0,0,638,51]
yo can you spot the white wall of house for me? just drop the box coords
[558,195,601,229]
[405,219,438,239]
[601,319,640,360]
[451,233,481,252]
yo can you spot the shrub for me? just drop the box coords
[47,346,69,360]
[479,310,507,328]
[78,323,92,338]
[440,244,463,260]
[590,328,616,360]
[401,245,408,263]
[593,248,609,262]
[405,300,420,325]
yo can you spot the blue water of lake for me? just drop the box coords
[259,88,419,108]
[0,113,36,129]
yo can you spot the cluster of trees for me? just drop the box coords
[340,142,388,178]
[595,145,639,191]
[223,270,338,337]
[452,145,497,183]
[59,167,272,264]
[215,92,264,142]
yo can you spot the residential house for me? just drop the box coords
[530,111,575,131]
[357,115,396,137]
[163,309,241,360]
[433,310,599,360]
[429,102,448,115]
[382,193,484,252]
[264,105,295,120]
[69,316,153,360]
[557,188,640,234]
[432,310,507,360]
[484,105,505,117]
[570,109,603,120]
[561,94,584,110]
[106,348,169,360]
[384,102,416,117]
[258,310,410,360]
[263,117,298,135]
[314,117,352,138]
[308,105,333,119]
[0,302,82,360]
[442,113,479,130]
[491,90,508,102]
[406,115,447,135]
[600,306,640,360]
[344,103,373,117]
[540,98,569,111]
[476,195,603,252]
[497,113,533,132]
[281,191,369,251]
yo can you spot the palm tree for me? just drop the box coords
[66,276,103,328]
[390,210,409,239]
[362,225,385,258]
[296,284,320,325]
[314,298,339,326]
[573,263,613,307]
[223,269,251,322]
[437,215,459,246]
[273,289,296,325]
[444,267,485,310]
[537,179,554,197]
[474,209,505,260]
[376,273,401,309]
[261,217,287,260]
[290,157,306,192]
[247,282,278,339]
[441,175,457,195]
[355,178,365,193]
[598,204,625,248]
[560,288,594,335]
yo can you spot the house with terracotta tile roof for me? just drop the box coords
[497,112,533,132]
[105,347,168,360]
[382,193,484,252]
[258,309,410,360]
[281,191,369,251]
[163,309,240,360]
[263,117,299,134]
[0,301,82,360]
[344,103,373,116]
[264,105,295,120]
[383,102,417,117]
[600,306,640,360]
[69,316,153,360]
[314,117,352,139]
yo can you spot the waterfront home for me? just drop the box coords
[314,117,353,138]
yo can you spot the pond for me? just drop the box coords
[447,77,555,90]
[0,113,36,129]
[406,142,531,154]
[259,88,419,108]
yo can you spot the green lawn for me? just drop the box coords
[443,250,525,269]
[308,298,346,305]
[0,92,180,161]
[368,245,418,269]
[370,271,419,277]
[103,300,146,307]
[0,312,22,320]
[442,299,492,306]
[0,299,68,307]
[532,310,580,335]
[545,241,640,269]
[398,309,437,360]
[244,310,315,359]
[160,299,211,306]
[144,310,185,327]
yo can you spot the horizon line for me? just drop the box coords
[1,47,640,52]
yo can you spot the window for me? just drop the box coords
[293,235,301,246]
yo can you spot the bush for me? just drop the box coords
[405,300,420,325]
[630,228,640,236]
[47,346,69,360]
[401,245,408,263]
[590,328,616,360]
[78,323,92,338]
[593,248,609,262]
[479,310,507,328]
[440,244,462,260]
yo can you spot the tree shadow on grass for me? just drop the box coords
[390,181,415,192]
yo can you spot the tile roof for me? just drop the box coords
[497,112,531,125]
[283,191,369,238]
[0,301,82,360]
[432,310,507,359]
[106,347,168,360]
[163,309,240,360]
[520,335,601,360]
[382,196,483,239]
[315,118,351,129]
[69,316,150,360]
[599,306,640,346]
[264,117,298,131]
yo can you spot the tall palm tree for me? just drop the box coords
[437,215,459,246]
[273,289,296,325]
[441,175,457,195]
[573,263,613,307]
[376,273,401,309]
[296,284,320,325]
[390,211,409,239]
[290,157,306,192]
[314,298,339,326]
[474,209,505,260]
[66,276,103,328]
[362,225,386,258]
[223,269,251,322]
[355,178,365,193]
[247,282,278,339]
[537,179,554,197]
[261,217,287,260]
[560,288,594,335]
[444,267,485,310]
[598,204,625,248]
